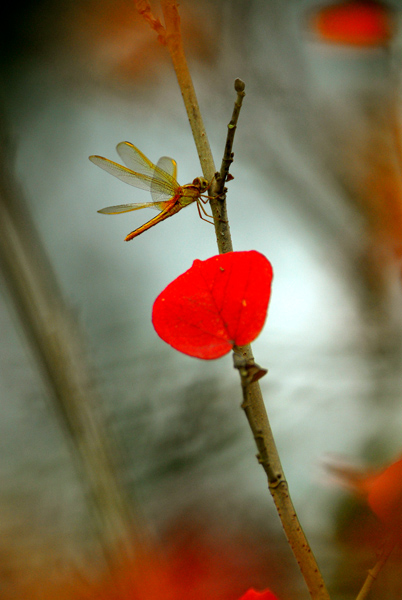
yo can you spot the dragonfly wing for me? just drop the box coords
[89,155,167,193]
[90,142,183,205]
[116,141,156,174]
[152,156,177,202]
[116,142,179,189]
[156,156,177,179]
[98,201,169,215]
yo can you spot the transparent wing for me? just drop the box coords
[90,156,179,204]
[152,156,177,202]
[116,142,157,174]
[116,142,178,187]
[155,156,177,179]
[89,154,176,199]
[97,200,171,215]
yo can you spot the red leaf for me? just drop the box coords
[310,1,395,47]
[152,251,273,360]
[238,589,279,600]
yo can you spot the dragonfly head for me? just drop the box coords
[193,177,209,193]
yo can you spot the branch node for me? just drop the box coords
[233,352,268,386]
[136,0,167,45]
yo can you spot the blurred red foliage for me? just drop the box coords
[367,458,402,533]
[14,519,284,600]
[238,588,279,600]
[309,1,395,47]
[326,455,402,538]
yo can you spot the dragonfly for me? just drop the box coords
[89,142,211,241]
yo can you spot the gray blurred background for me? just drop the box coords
[2,1,402,598]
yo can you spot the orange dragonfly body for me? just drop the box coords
[89,142,209,241]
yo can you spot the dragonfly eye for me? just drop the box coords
[193,177,209,192]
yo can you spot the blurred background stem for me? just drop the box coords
[0,115,148,569]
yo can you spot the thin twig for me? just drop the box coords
[355,536,396,600]
[234,351,331,600]
[209,78,246,255]
[218,78,246,188]
[161,0,216,182]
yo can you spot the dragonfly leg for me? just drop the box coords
[196,200,227,224]
[196,201,214,224]
[200,192,226,203]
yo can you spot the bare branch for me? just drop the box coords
[234,348,331,600]
[355,536,396,600]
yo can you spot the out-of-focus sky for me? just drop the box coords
[2,1,402,598]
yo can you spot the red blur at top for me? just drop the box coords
[310,1,395,47]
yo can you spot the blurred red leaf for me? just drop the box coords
[310,1,395,47]
[325,455,402,538]
[238,589,279,600]
[367,458,402,532]
[152,251,273,360]
[16,519,285,600]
